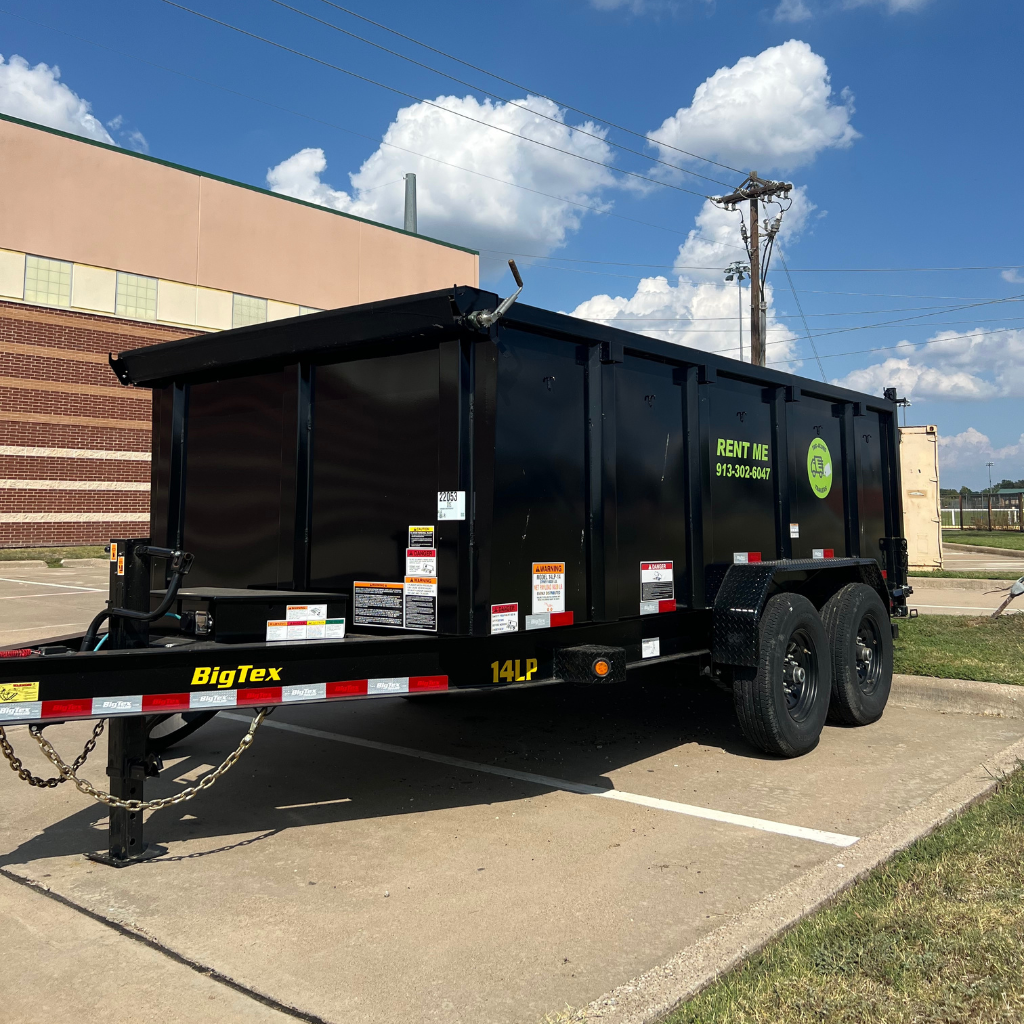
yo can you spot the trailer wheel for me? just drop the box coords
[732,593,831,758]
[146,711,218,755]
[821,583,893,726]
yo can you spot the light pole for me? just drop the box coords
[724,261,750,362]
[987,462,994,492]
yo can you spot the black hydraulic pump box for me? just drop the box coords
[153,588,347,644]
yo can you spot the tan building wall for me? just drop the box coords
[899,425,943,571]
[0,114,477,314]
[0,113,478,548]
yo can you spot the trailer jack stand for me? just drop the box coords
[86,717,166,868]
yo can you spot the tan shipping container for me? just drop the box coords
[899,424,942,570]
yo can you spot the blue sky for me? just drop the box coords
[1,0,1021,488]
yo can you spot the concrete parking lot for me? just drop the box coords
[0,560,108,648]
[2,554,1023,1023]
[3,672,1024,1023]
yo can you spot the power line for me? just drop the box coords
[779,250,825,381]
[0,7,710,245]
[769,325,1023,366]
[479,248,1024,274]
[155,0,713,199]
[266,0,734,190]
[574,316,1024,336]
[312,0,744,176]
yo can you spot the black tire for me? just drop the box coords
[821,583,893,726]
[733,592,831,757]
[146,711,218,755]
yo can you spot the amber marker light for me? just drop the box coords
[593,658,611,678]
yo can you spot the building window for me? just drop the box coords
[233,294,268,328]
[25,255,72,307]
[116,272,158,320]
[299,306,321,316]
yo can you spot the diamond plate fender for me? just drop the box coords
[712,558,888,669]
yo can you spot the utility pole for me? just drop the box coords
[986,462,994,492]
[715,172,792,366]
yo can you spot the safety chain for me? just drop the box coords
[0,719,104,788]
[26,709,269,811]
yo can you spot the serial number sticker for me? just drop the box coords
[0,681,39,703]
[437,490,466,521]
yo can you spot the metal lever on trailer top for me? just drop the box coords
[465,259,523,330]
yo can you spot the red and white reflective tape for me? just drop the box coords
[0,675,448,724]
[733,552,762,564]
[640,599,677,615]
[812,548,835,559]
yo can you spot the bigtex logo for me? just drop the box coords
[191,665,282,689]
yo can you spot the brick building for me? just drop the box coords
[0,113,478,548]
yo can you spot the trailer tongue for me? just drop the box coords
[0,279,911,865]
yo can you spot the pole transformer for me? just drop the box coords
[715,172,792,366]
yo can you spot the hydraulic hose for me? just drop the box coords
[80,546,193,652]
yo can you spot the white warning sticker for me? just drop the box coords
[532,562,566,614]
[408,525,435,549]
[404,577,437,631]
[437,490,466,521]
[790,523,800,538]
[490,603,519,634]
[406,548,437,577]
[265,620,288,642]
[326,618,346,639]
[353,581,405,628]
[641,638,661,659]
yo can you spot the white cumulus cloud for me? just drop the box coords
[832,326,1024,401]
[648,40,857,174]
[0,54,113,143]
[843,0,933,12]
[267,94,615,260]
[938,427,1024,480]
[774,0,813,22]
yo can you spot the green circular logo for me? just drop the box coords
[807,438,833,499]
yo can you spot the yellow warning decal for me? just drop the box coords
[0,682,40,703]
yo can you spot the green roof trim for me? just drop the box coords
[0,112,478,256]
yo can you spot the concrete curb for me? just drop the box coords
[909,576,1016,592]
[891,673,1023,718]
[580,680,1024,1024]
[944,542,1024,559]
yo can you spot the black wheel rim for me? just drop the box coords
[854,612,883,696]
[782,627,819,723]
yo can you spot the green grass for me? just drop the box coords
[893,614,1024,685]
[944,531,1024,551]
[0,545,106,567]
[666,766,1024,1024]
[910,569,1024,581]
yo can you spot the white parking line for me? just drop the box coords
[222,713,860,848]
[0,577,104,591]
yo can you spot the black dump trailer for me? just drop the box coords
[0,282,911,862]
